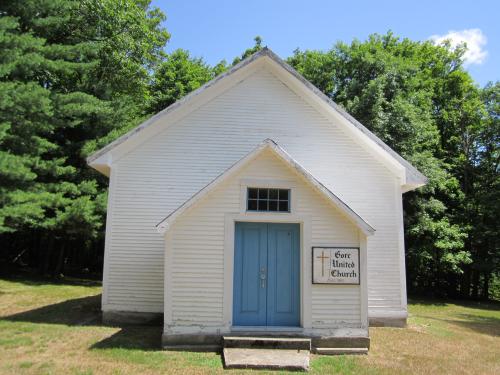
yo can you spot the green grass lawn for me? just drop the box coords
[0,277,498,374]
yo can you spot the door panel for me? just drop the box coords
[267,223,300,326]
[233,222,300,327]
[240,228,260,312]
[233,222,267,325]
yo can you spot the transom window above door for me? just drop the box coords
[247,188,290,212]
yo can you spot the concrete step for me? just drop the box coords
[223,348,310,371]
[314,347,369,355]
[223,336,311,350]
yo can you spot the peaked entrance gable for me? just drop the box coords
[156,139,375,236]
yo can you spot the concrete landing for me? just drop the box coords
[223,348,310,371]
[223,336,311,370]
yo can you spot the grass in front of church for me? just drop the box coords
[0,277,499,375]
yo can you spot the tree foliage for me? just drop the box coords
[288,33,498,298]
[148,49,226,114]
[0,0,168,275]
[0,5,497,302]
[232,36,263,65]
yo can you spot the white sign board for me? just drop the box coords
[312,247,360,284]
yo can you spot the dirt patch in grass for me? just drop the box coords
[0,278,499,374]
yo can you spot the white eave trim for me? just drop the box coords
[88,153,112,177]
[155,139,375,236]
[268,51,428,186]
[86,50,268,166]
[86,47,427,190]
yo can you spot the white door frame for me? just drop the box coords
[223,213,312,331]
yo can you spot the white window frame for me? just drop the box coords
[239,178,297,215]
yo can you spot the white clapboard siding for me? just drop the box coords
[169,149,361,328]
[105,66,402,315]
[311,286,361,327]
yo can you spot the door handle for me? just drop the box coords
[260,267,266,288]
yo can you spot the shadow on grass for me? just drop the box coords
[1,293,164,351]
[417,313,500,337]
[2,294,103,326]
[91,326,163,351]
[446,313,500,337]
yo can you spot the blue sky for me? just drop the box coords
[151,0,498,86]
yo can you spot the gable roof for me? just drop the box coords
[156,139,375,236]
[87,47,427,190]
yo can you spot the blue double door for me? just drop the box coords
[233,222,300,327]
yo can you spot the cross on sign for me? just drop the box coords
[316,250,330,277]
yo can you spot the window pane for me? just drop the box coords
[248,199,257,211]
[269,189,278,199]
[279,200,289,212]
[258,188,268,199]
[258,200,268,211]
[248,188,258,199]
[269,200,278,211]
[279,189,289,201]
[247,187,290,212]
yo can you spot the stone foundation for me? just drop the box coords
[162,333,222,352]
[102,309,406,329]
[102,310,163,326]
[162,332,370,352]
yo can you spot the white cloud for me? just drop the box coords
[429,28,488,65]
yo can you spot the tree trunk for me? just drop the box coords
[434,248,441,295]
[29,232,39,268]
[460,266,471,298]
[471,270,480,300]
[482,272,490,300]
[41,236,54,276]
[53,242,66,278]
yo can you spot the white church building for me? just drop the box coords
[88,48,427,350]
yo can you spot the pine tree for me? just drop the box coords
[0,0,169,276]
[287,33,496,297]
